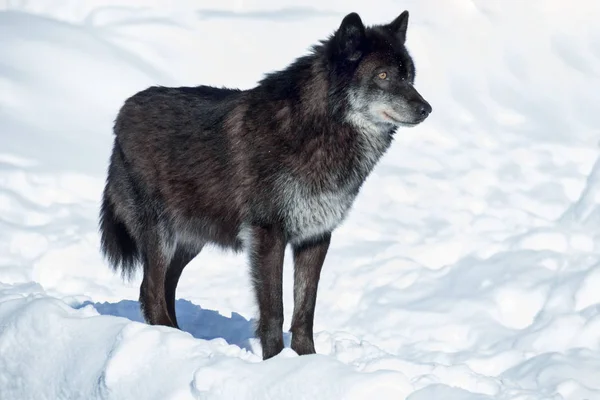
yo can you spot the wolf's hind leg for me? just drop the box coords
[139,233,177,327]
[164,245,202,328]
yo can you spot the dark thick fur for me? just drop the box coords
[99,11,431,360]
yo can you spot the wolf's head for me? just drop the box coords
[331,12,432,131]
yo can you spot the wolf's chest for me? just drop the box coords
[277,131,387,243]
[281,182,357,243]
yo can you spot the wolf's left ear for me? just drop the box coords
[388,10,409,43]
[335,12,366,61]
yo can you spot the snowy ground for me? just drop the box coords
[1,0,600,399]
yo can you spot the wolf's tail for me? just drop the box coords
[99,190,140,280]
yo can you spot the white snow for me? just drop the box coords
[1,0,600,399]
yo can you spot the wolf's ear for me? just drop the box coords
[388,10,409,43]
[335,12,366,62]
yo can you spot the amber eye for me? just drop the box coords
[378,72,388,80]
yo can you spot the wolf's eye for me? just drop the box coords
[378,72,388,80]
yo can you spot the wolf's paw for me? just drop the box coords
[291,334,316,355]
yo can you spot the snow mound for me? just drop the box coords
[0,283,412,399]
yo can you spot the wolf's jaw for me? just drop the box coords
[380,111,422,128]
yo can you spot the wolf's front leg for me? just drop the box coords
[250,224,286,360]
[290,233,331,355]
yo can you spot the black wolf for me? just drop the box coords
[99,11,431,360]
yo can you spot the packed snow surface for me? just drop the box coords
[1,0,600,399]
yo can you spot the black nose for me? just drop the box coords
[415,101,432,118]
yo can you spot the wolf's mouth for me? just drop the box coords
[381,111,419,126]
[382,111,400,122]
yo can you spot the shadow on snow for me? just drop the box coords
[75,298,259,351]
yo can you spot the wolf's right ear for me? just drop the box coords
[388,10,409,43]
[335,12,366,62]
